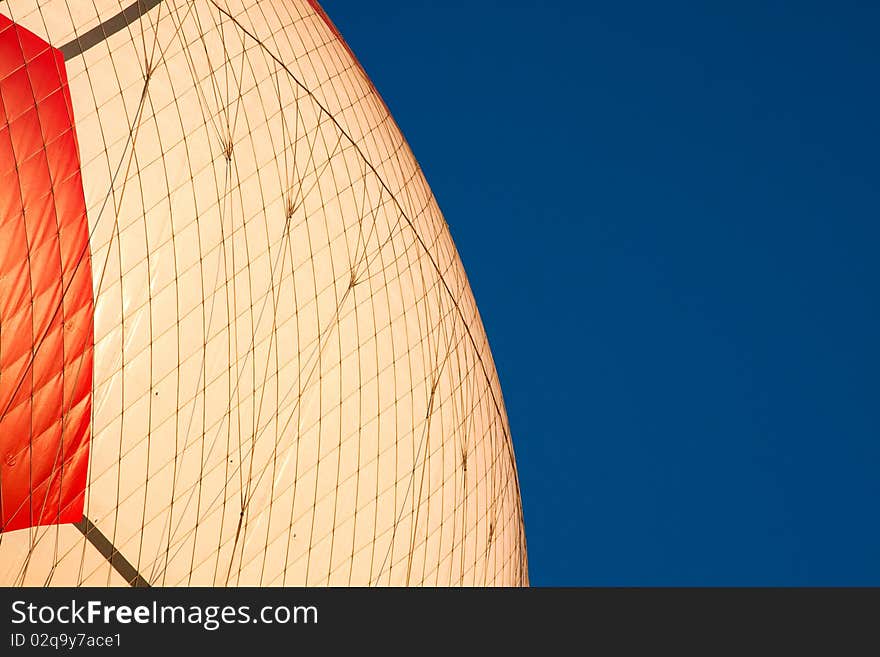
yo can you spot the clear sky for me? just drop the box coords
[321,0,880,585]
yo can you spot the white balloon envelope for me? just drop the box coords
[0,0,527,586]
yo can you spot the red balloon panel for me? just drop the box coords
[0,13,93,532]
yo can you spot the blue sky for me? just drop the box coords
[322,0,880,585]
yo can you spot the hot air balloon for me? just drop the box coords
[0,0,526,586]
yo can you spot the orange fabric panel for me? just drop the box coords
[0,13,93,532]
